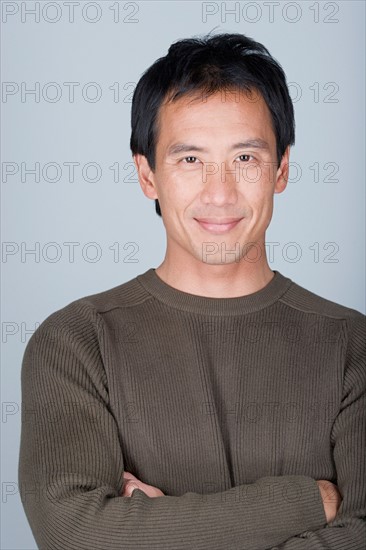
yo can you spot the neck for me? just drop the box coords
[155,251,274,299]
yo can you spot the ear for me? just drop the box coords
[274,145,290,194]
[133,154,158,200]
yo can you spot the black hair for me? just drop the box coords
[130,32,295,217]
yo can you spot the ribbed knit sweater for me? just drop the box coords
[18,268,366,550]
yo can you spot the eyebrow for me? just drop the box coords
[166,139,270,156]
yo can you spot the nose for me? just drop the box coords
[200,161,238,207]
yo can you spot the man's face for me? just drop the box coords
[135,88,289,266]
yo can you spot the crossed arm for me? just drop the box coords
[122,471,342,517]
[122,473,348,550]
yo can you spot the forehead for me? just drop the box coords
[155,89,275,147]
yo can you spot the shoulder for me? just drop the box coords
[279,275,365,359]
[25,270,153,350]
[279,274,365,324]
[74,270,153,314]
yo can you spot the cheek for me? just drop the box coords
[240,164,263,185]
[242,182,274,224]
[160,168,201,204]
[240,161,275,199]
[241,160,274,185]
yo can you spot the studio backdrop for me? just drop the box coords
[1,1,365,548]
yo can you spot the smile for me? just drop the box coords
[194,218,243,234]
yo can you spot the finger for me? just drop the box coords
[123,472,138,481]
[124,481,140,497]
[324,488,339,501]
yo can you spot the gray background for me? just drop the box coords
[1,1,365,547]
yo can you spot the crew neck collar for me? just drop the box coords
[136,268,293,316]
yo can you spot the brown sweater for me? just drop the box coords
[18,268,366,549]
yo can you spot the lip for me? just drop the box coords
[194,217,243,234]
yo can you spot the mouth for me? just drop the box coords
[194,217,244,234]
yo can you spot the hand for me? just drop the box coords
[121,471,165,498]
[316,479,342,523]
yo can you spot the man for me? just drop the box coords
[19,33,365,549]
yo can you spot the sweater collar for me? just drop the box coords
[136,268,293,316]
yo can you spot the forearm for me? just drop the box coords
[267,517,366,549]
[19,471,326,550]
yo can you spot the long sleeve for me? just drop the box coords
[268,313,366,550]
[18,301,327,550]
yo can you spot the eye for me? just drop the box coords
[236,154,255,162]
[182,156,199,164]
